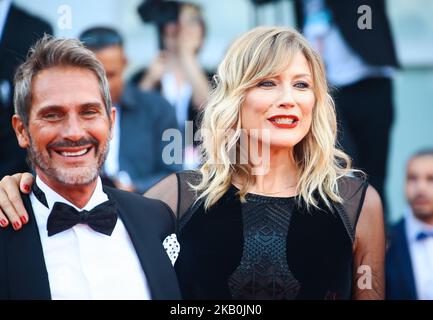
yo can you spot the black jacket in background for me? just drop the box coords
[294,0,398,68]
[0,4,53,177]
[386,219,418,300]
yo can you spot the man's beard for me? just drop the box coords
[27,136,109,186]
[409,196,433,221]
[411,205,433,220]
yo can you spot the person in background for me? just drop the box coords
[294,0,398,217]
[386,149,433,300]
[80,27,180,193]
[0,0,52,178]
[135,0,212,168]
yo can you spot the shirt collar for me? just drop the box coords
[34,175,108,212]
[405,206,433,243]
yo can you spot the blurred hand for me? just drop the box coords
[113,180,136,193]
[113,171,136,193]
[0,172,34,230]
[139,51,168,90]
[175,21,209,109]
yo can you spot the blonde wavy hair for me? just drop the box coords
[194,26,358,210]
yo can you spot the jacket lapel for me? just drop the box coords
[395,220,417,299]
[103,186,180,299]
[7,194,51,299]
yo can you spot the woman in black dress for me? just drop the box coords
[145,26,385,300]
[0,27,384,300]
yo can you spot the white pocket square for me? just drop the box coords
[163,233,180,266]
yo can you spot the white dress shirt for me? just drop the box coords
[30,176,151,300]
[405,208,433,300]
[161,72,192,131]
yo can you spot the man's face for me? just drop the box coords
[405,155,433,222]
[13,66,115,187]
[94,45,126,104]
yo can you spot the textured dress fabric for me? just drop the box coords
[145,170,368,300]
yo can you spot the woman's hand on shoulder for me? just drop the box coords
[0,173,34,230]
[353,185,385,300]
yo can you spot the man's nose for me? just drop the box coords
[62,114,86,141]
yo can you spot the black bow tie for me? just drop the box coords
[32,182,48,208]
[31,182,118,237]
[47,200,118,237]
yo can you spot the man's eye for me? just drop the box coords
[43,113,62,120]
[82,110,98,116]
[294,82,310,89]
[258,80,276,87]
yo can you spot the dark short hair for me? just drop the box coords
[14,34,112,126]
[138,1,205,50]
[79,26,123,51]
[410,148,433,161]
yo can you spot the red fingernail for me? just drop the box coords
[20,216,27,224]
[0,219,8,227]
[13,221,21,230]
[23,184,30,192]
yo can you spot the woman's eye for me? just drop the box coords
[258,80,276,87]
[294,82,310,89]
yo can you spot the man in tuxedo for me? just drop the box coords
[386,149,433,300]
[294,0,398,215]
[79,27,180,193]
[0,35,180,299]
[0,0,53,178]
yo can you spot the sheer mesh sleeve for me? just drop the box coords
[334,175,385,299]
[143,170,202,220]
[352,185,385,299]
[333,174,369,243]
[144,173,179,215]
[176,170,202,219]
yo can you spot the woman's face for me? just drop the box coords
[241,52,316,150]
[178,6,204,46]
[163,6,204,53]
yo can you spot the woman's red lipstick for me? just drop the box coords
[268,115,299,129]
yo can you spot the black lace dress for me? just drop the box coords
[145,171,369,300]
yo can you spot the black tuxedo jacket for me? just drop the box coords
[386,219,418,300]
[0,186,181,300]
[0,4,53,177]
[294,0,398,68]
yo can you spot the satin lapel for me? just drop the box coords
[7,194,51,299]
[103,186,180,299]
